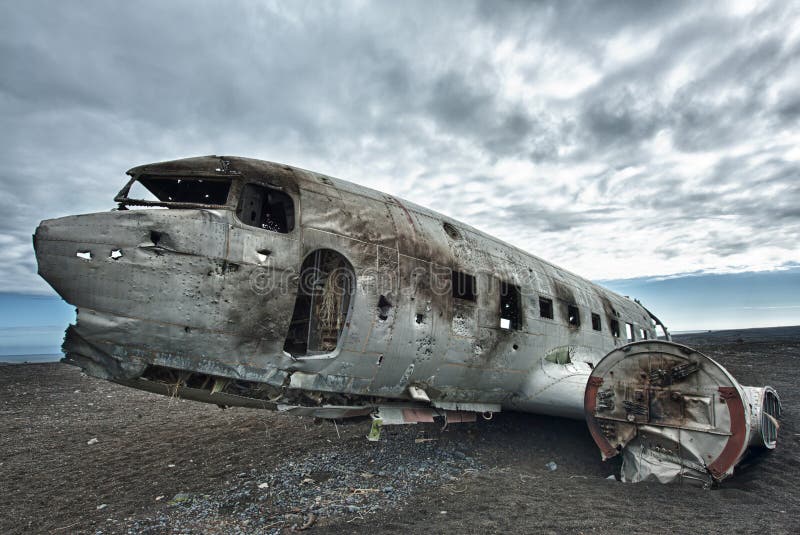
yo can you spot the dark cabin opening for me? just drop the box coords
[452,271,476,301]
[236,183,295,233]
[591,312,602,331]
[499,281,522,330]
[283,249,355,356]
[567,304,580,327]
[377,295,392,321]
[611,319,620,338]
[119,175,232,207]
[539,296,554,319]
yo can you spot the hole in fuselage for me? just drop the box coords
[443,222,461,240]
[377,295,392,321]
[256,249,272,263]
[150,230,161,246]
[76,251,92,260]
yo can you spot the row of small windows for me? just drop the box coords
[450,270,647,340]
[539,295,647,341]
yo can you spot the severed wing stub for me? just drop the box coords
[585,341,781,485]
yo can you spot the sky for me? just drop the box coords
[1,0,799,353]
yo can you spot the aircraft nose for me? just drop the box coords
[34,208,301,386]
[34,215,95,296]
[34,209,230,321]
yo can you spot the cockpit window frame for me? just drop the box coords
[115,172,235,209]
[234,182,296,234]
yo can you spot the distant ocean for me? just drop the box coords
[0,354,62,364]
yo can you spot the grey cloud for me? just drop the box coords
[475,0,690,58]
[773,207,800,222]
[1,0,799,291]
[580,87,666,149]
[427,71,496,132]
[777,94,800,122]
[708,239,752,257]
[656,248,682,260]
[630,155,800,228]
[504,203,618,233]
[666,35,797,152]
[423,69,556,160]
[0,41,104,111]
[569,10,797,156]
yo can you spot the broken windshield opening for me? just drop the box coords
[116,175,232,208]
[236,183,295,233]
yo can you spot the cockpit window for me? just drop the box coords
[236,183,295,233]
[116,175,232,208]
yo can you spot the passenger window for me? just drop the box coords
[452,271,476,301]
[626,322,635,342]
[611,319,620,338]
[539,297,554,319]
[591,313,602,331]
[499,281,522,330]
[236,183,294,233]
[567,304,580,327]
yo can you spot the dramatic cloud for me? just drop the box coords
[1,0,799,293]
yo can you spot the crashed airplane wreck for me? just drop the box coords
[34,156,781,484]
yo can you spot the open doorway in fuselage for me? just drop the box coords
[283,249,355,357]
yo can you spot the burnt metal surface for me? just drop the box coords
[33,155,780,484]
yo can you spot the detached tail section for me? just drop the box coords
[585,341,781,485]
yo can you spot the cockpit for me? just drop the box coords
[115,173,295,234]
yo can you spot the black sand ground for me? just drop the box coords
[1,327,798,534]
